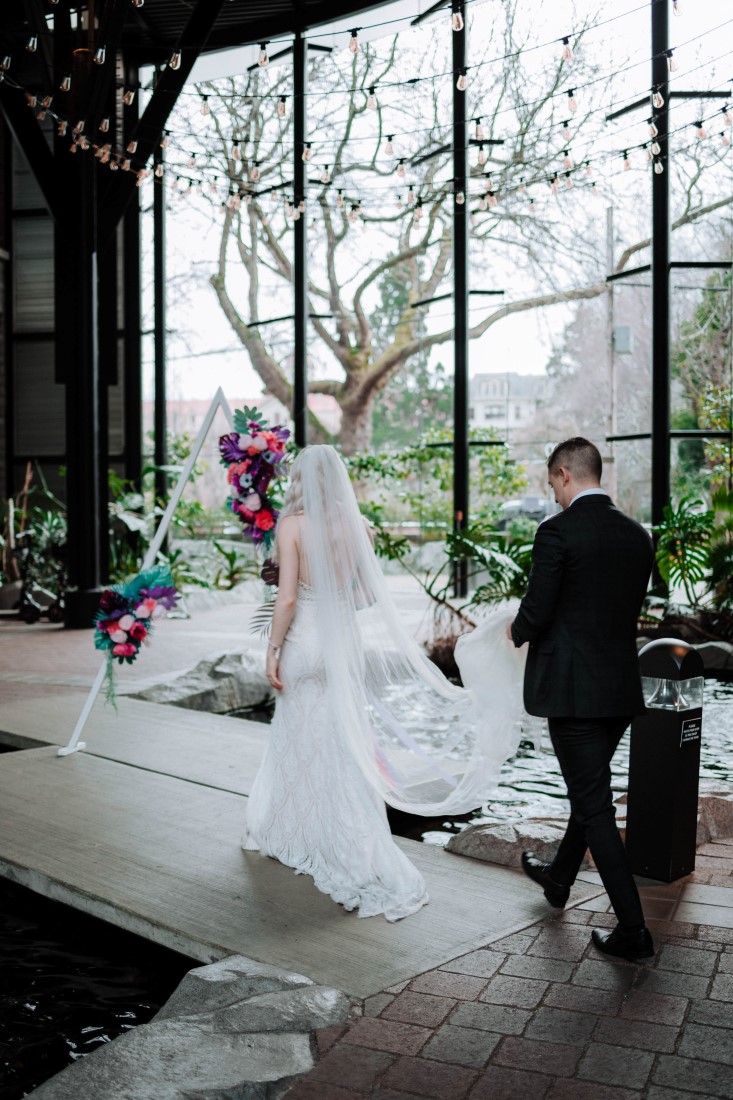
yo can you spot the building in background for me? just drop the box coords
[469,372,547,435]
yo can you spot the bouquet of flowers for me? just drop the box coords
[94,565,180,704]
[219,406,290,552]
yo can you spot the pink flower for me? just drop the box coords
[244,491,262,512]
[118,613,135,631]
[255,510,275,531]
[136,598,157,620]
[248,435,268,453]
[130,621,147,641]
[112,642,136,658]
[110,629,128,644]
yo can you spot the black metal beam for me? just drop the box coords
[452,0,469,597]
[293,30,308,448]
[153,140,167,509]
[650,0,670,540]
[122,61,142,489]
[102,0,229,235]
[0,84,58,218]
[606,264,652,282]
[608,431,733,442]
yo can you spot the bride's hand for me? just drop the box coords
[266,647,284,691]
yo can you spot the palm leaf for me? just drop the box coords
[249,602,274,637]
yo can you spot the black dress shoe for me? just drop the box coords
[592,926,655,961]
[521,851,570,909]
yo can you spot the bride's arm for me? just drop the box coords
[265,517,299,691]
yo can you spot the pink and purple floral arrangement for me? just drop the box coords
[219,406,290,551]
[94,566,180,700]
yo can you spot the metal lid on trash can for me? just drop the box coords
[638,638,704,680]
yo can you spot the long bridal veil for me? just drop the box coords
[294,445,528,817]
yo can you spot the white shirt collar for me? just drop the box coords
[569,488,608,506]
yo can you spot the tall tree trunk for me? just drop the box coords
[339,399,374,455]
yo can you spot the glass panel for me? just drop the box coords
[13,340,64,455]
[641,675,704,711]
[13,217,54,332]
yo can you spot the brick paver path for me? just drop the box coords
[289,841,733,1099]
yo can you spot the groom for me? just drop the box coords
[509,437,654,961]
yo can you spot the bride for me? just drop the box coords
[242,445,526,921]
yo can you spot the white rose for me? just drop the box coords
[136,605,152,619]
[118,614,135,630]
[244,492,261,511]
[110,629,127,643]
[152,604,165,619]
[251,435,268,452]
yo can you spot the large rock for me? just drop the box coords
[695,641,733,674]
[697,793,733,846]
[446,819,578,867]
[132,651,272,713]
[29,955,353,1100]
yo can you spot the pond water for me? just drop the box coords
[232,678,733,845]
[0,881,192,1100]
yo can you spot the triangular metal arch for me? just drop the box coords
[59,389,235,756]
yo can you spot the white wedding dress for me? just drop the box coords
[241,446,527,922]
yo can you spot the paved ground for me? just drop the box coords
[290,841,733,1100]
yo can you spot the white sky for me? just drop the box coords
[142,0,733,404]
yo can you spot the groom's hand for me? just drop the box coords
[506,619,515,642]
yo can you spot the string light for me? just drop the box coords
[721,131,731,147]
[654,159,664,173]
[648,118,658,137]
[722,106,732,126]
[168,51,181,71]
[277,96,287,117]
[26,36,37,53]
[477,144,487,166]
[99,117,109,133]
[487,190,498,207]
[250,162,260,181]
[25,93,37,109]
[673,0,682,14]
[561,36,573,62]
[320,165,330,183]
[585,162,593,177]
[564,172,573,189]
[562,150,572,169]
[456,70,468,92]
[132,0,145,7]
[122,158,131,170]
[336,190,344,208]
[652,88,664,109]
[302,142,312,162]
[367,86,377,110]
[414,200,423,224]
[529,198,537,213]
[258,43,268,67]
[127,139,138,153]
[384,135,394,156]
[60,75,71,92]
[395,193,402,208]
[562,121,571,142]
[666,49,678,72]
[518,178,526,192]
[94,46,106,65]
[651,139,661,155]
[298,199,305,212]
[452,11,464,32]
[122,89,135,105]
[695,120,708,139]
[478,195,487,211]
[349,29,359,53]
[623,149,631,170]
[455,190,465,204]
[474,118,484,141]
[155,162,164,178]
[550,175,559,194]
[1,57,10,71]
[57,120,67,136]
[161,131,171,148]
[397,159,406,177]
[567,88,578,112]
[348,204,358,223]
[407,186,416,203]
[201,95,210,116]
[231,139,240,160]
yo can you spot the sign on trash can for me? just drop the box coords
[625,639,704,883]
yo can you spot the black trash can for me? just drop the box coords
[625,638,705,882]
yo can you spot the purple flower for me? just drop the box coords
[99,589,127,614]
[140,584,179,610]
[219,433,246,464]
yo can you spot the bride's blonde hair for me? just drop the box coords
[279,451,304,519]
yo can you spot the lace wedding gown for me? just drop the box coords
[242,581,430,922]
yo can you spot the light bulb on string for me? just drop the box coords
[298,199,305,212]
[529,198,537,213]
[58,120,67,136]
[585,162,593,177]
[132,0,145,7]
[477,144,486,166]
[0,73,5,85]
[474,118,484,141]
[452,11,464,32]
[160,131,170,148]
[367,86,377,110]
[384,135,394,156]
[336,189,344,208]
[127,139,138,153]
[456,70,468,92]
[565,172,573,189]
[258,43,268,66]
[651,139,661,155]
[37,109,46,121]
[652,87,664,109]
[562,120,571,142]
[397,159,406,177]
[321,165,330,184]
[414,200,423,223]
[122,88,135,105]
[644,143,653,161]
[455,190,465,205]
[695,120,708,139]
[231,139,240,160]
[666,49,678,72]
[348,205,358,223]
[201,95,210,116]
[155,163,164,178]
[562,150,572,170]
[122,158,131,171]
[70,142,78,154]
[277,95,287,117]
[349,29,359,53]
[550,175,559,194]
[722,106,732,126]
[42,95,52,108]
[395,193,402,208]
[250,162,260,182]
[561,36,573,62]
[673,0,682,14]
[567,88,577,112]
[73,120,85,135]
[169,50,181,71]
[186,151,196,168]
[722,131,731,147]
[94,46,106,65]
[407,186,416,203]
[654,159,664,174]
[487,190,498,208]
[26,36,37,53]
[99,117,109,133]
[478,195,487,211]
[484,172,492,191]
[25,93,37,108]
[1,57,11,71]
[648,118,658,137]
[623,150,631,170]
[518,177,526,192]
[302,142,312,163]
[60,74,71,92]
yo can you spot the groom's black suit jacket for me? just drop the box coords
[510,494,653,718]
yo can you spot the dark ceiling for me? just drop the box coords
[0,1,399,67]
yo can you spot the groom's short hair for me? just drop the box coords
[547,437,602,482]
